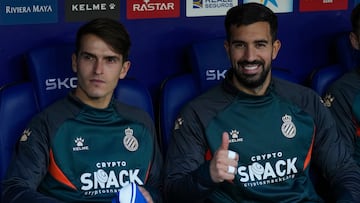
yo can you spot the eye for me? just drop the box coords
[233,42,246,49]
[80,53,95,61]
[105,56,119,64]
[255,42,267,49]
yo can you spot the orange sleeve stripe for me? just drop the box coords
[48,149,77,190]
[356,126,360,137]
[205,149,212,161]
[144,162,151,183]
[351,116,360,137]
[303,129,315,171]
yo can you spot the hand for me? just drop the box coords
[138,186,154,203]
[209,132,239,183]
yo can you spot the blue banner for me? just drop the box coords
[0,0,58,25]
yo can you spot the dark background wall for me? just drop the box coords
[0,0,357,104]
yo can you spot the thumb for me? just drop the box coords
[220,132,230,150]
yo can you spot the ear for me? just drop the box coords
[71,53,78,73]
[350,32,360,50]
[271,39,281,60]
[224,40,230,56]
[119,61,131,79]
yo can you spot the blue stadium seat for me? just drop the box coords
[159,38,228,151]
[311,32,360,96]
[0,82,39,186]
[116,78,154,119]
[311,64,344,96]
[26,44,76,110]
[159,74,199,154]
[272,68,300,84]
[189,38,231,93]
[25,44,154,119]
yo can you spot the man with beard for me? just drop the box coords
[163,3,360,203]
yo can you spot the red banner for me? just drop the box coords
[127,0,180,19]
[299,0,348,12]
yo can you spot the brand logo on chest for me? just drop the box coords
[228,129,243,143]
[73,137,89,151]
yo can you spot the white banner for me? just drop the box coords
[186,0,238,17]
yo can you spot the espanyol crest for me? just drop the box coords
[281,114,296,138]
[123,127,139,152]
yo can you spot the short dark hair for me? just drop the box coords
[225,3,278,42]
[75,18,131,61]
[351,4,360,36]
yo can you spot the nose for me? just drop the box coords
[94,60,104,74]
[243,46,256,61]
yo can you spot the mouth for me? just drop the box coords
[90,79,105,85]
[243,64,259,70]
[240,63,262,75]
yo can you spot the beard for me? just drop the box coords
[232,60,271,89]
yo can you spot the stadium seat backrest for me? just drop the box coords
[26,44,76,110]
[311,64,344,96]
[272,68,300,84]
[189,37,230,93]
[25,44,154,119]
[0,82,39,183]
[160,38,230,151]
[159,74,199,153]
[310,32,359,96]
[115,78,154,120]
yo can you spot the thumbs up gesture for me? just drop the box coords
[209,132,239,183]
